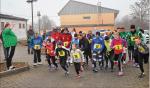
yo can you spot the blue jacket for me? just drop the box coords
[31,36,43,49]
[71,38,79,48]
[72,38,79,46]
[91,36,105,52]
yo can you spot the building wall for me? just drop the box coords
[60,13,115,25]
[0,18,27,40]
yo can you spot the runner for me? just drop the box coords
[79,33,92,66]
[104,36,113,70]
[134,37,149,78]
[45,35,58,70]
[56,41,69,76]
[91,32,105,72]
[31,32,43,66]
[111,32,127,76]
[71,44,84,78]
[60,28,72,65]
[126,25,143,67]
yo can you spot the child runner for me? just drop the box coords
[104,36,113,70]
[134,37,149,78]
[91,32,105,72]
[61,28,72,65]
[111,32,127,76]
[71,44,84,78]
[56,41,69,76]
[31,32,43,66]
[45,35,58,70]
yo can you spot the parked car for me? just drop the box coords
[143,30,149,44]
[92,29,111,35]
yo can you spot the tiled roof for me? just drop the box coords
[0,14,27,21]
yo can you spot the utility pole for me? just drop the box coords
[97,0,101,29]
[26,0,37,32]
[37,11,41,34]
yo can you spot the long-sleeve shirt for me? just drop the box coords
[79,37,91,53]
[111,37,127,54]
[31,36,43,49]
[71,49,84,63]
[104,40,112,52]
[56,47,68,59]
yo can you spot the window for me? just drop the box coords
[19,23,21,29]
[1,22,5,30]
[23,24,25,28]
[83,16,91,20]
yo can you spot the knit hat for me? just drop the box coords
[96,31,100,36]
[105,36,110,40]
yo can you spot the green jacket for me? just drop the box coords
[126,31,143,46]
[119,32,127,40]
[2,28,17,48]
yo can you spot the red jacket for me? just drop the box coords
[51,32,61,42]
[46,42,55,56]
[111,38,127,54]
[60,33,72,49]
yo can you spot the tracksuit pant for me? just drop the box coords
[111,54,122,72]
[74,62,81,75]
[137,52,145,73]
[92,51,104,70]
[5,46,16,69]
[60,58,68,72]
[33,49,41,63]
[46,55,58,68]
[105,50,113,68]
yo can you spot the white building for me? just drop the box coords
[0,14,28,40]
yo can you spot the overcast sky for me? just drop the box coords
[1,0,137,26]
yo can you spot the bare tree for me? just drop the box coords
[39,15,56,31]
[130,0,150,29]
[115,15,132,31]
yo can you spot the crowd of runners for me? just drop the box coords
[1,23,149,79]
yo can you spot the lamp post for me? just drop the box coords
[37,11,41,34]
[26,0,37,32]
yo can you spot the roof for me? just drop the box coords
[0,14,27,21]
[58,0,119,16]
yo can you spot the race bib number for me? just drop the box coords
[114,45,123,50]
[34,45,40,50]
[64,42,68,47]
[131,36,135,41]
[58,51,65,56]
[138,46,145,53]
[94,44,101,49]
[73,53,80,59]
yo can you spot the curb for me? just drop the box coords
[0,65,30,78]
